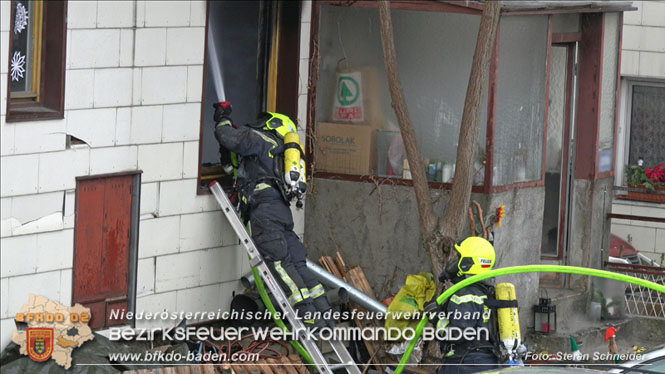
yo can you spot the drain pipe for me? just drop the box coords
[306,259,388,314]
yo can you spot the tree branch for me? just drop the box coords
[438,0,501,239]
[378,1,437,237]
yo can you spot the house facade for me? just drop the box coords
[302,1,632,330]
[1,0,312,349]
[0,0,645,351]
[611,0,665,264]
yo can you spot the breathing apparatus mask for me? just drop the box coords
[441,250,463,283]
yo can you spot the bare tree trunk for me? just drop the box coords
[438,0,501,240]
[378,0,501,278]
[378,1,437,239]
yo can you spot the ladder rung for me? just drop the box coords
[328,362,356,370]
[209,182,360,374]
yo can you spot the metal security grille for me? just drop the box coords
[605,262,665,318]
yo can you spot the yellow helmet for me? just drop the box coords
[262,112,297,138]
[453,237,496,276]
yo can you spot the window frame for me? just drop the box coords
[595,12,623,180]
[307,3,625,193]
[9,1,43,101]
[196,1,302,194]
[615,79,665,187]
[306,1,552,195]
[5,0,68,123]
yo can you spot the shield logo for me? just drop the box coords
[27,328,54,362]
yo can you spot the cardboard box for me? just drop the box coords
[315,122,377,175]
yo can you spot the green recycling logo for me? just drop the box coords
[337,76,360,106]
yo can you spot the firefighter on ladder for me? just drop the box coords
[213,103,332,329]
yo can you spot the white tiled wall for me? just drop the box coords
[621,1,665,78]
[0,0,318,350]
[612,2,665,252]
[611,201,665,264]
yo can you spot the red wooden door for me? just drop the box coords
[74,175,133,329]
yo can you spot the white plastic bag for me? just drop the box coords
[387,338,423,365]
[388,133,406,177]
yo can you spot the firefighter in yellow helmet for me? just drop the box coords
[213,104,330,329]
[429,237,500,374]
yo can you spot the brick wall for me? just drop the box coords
[0,0,311,348]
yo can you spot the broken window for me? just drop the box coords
[314,5,488,183]
[6,0,67,122]
[493,15,548,186]
[198,1,302,191]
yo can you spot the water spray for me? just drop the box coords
[207,24,226,102]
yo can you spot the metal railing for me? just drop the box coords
[604,262,665,318]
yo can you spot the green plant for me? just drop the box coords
[625,164,665,190]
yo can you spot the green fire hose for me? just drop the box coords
[245,221,315,366]
[394,265,665,374]
[251,266,315,365]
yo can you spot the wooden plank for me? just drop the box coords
[335,251,347,276]
[347,267,376,299]
[176,367,192,374]
[266,358,286,374]
[318,256,389,371]
[324,256,342,278]
[280,356,299,374]
[246,363,262,374]
[286,355,307,374]
[233,364,249,374]
[321,256,332,272]
[328,257,342,278]
[293,361,308,374]
[187,366,203,374]
[255,361,275,374]
[203,366,220,374]
[320,257,334,275]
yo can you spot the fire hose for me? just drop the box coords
[394,265,665,374]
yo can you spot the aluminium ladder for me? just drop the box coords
[209,181,361,374]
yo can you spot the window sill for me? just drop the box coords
[312,171,549,195]
[616,188,665,204]
[313,172,487,193]
[197,166,235,195]
[5,105,64,122]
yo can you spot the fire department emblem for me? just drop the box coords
[27,328,54,362]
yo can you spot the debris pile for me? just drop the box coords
[319,251,391,371]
